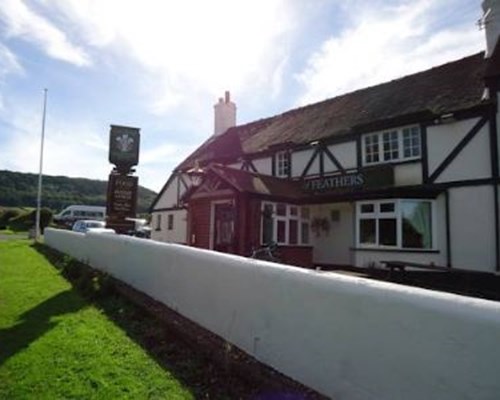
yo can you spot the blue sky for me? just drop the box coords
[0,0,485,192]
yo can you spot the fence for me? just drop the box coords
[45,228,500,399]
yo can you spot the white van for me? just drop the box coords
[54,205,106,225]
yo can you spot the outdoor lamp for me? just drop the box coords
[186,161,205,187]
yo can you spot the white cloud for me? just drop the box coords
[0,0,90,66]
[296,0,483,106]
[40,0,295,114]
[0,43,23,110]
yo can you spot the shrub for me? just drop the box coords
[0,208,23,229]
[8,208,53,232]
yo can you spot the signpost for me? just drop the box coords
[106,125,140,233]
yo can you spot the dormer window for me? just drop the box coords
[363,126,421,165]
[276,151,291,177]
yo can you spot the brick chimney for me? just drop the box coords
[213,91,236,136]
[482,0,500,57]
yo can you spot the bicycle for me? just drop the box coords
[250,241,281,263]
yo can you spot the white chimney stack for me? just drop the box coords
[213,90,236,136]
[482,0,500,58]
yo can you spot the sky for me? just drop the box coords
[0,0,486,193]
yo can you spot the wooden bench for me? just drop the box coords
[380,261,452,279]
[380,260,480,279]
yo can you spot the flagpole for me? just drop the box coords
[35,88,48,241]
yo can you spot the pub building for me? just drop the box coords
[151,2,500,273]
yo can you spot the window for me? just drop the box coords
[167,214,174,230]
[261,202,310,245]
[356,199,434,249]
[364,134,379,164]
[275,151,291,177]
[403,126,421,158]
[155,214,162,231]
[363,126,421,165]
[382,131,399,161]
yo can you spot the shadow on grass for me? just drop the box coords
[0,290,85,365]
[31,243,322,400]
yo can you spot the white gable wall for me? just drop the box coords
[153,174,189,210]
[151,209,187,244]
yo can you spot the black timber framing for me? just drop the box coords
[323,146,346,173]
[240,159,258,173]
[420,124,429,183]
[271,153,276,176]
[489,103,500,272]
[427,116,488,183]
[356,135,362,168]
[300,146,321,178]
[153,206,187,212]
[445,190,452,268]
[319,148,324,177]
[176,174,181,206]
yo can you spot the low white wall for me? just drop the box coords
[45,228,500,400]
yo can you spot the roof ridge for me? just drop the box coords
[234,51,485,129]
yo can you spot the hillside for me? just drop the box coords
[0,170,157,213]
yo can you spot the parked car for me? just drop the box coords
[72,220,115,234]
[125,218,151,238]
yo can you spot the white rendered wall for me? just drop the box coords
[291,148,315,177]
[435,123,491,183]
[150,209,187,244]
[325,142,357,171]
[310,202,354,266]
[252,157,272,175]
[426,118,478,179]
[394,162,422,186]
[448,185,496,272]
[46,228,500,400]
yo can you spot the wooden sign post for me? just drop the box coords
[106,125,140,233]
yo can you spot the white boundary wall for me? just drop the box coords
[45,228,500,400]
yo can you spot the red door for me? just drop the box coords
[213,202,236,253]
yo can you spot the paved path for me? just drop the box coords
[0,232,29,241]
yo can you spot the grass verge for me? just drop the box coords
[0,240,193,399]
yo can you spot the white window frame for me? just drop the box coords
[362,125,421,166]
[355,199,437,250]
[275,151,291,177]
[260,202,310,246]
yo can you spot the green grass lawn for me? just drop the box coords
[0,240,194,399]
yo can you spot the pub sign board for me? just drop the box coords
[109,125,140,168]
[303,165,394,193]
[106,174,138,216]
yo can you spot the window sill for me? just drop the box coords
[363,158,421,168]
[351,247,439,254]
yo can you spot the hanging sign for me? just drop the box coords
[109,125,140,169]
